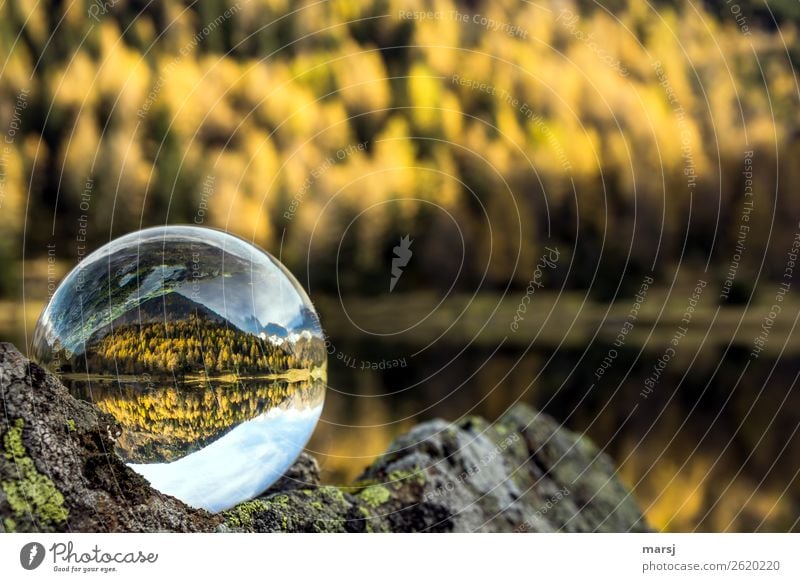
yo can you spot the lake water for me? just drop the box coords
[309,339,800,532]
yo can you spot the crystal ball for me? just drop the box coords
[32,226,326,512]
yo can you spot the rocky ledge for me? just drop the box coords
[0,343,648,533]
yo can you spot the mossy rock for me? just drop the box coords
[1,419,69,531]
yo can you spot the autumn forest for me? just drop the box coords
[64,314,327,377]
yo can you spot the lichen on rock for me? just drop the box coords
[2,418,69,530]
[357,485,392,508]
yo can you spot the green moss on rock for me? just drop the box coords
[1,419,69,528]
[316,486,347,505]
[358,485,391,508]
[224,487,355,532]
[387,469,426,487]
[223,500,269,529]
[3,418,26,459]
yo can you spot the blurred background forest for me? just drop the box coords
[2,0,800,532]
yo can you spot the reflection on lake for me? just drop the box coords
[69,376,325,512]
[130,402,323,513]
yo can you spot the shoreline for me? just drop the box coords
[59,366,326,385]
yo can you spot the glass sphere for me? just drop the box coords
[32,226,326,512]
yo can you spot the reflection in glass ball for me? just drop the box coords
[32,226,326,512]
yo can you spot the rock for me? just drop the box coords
[260,452,321,496]
[226,408,649,532]
[0,343,649,532]
[0,343,219,532]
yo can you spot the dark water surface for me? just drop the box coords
[308,330,800,532]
